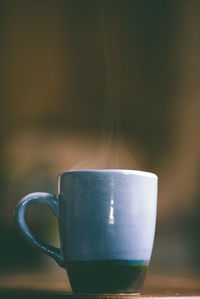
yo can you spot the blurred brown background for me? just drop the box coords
[0,0,200,277]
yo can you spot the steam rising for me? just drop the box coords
[71,4,140,171]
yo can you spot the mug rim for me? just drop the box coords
[59,169,158,179]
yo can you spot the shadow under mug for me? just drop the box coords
[15,169,158,294]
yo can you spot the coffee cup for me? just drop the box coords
[15,169,158,294]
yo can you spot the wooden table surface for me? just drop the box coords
[0,269,200,298]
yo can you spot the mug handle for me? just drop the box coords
[15,192,65,268]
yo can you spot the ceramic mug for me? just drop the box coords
[15,169,158,294]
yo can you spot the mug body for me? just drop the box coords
[58,169,158,294]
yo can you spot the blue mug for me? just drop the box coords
[15,169,158,294]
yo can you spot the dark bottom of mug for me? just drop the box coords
[66,260,148,294]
